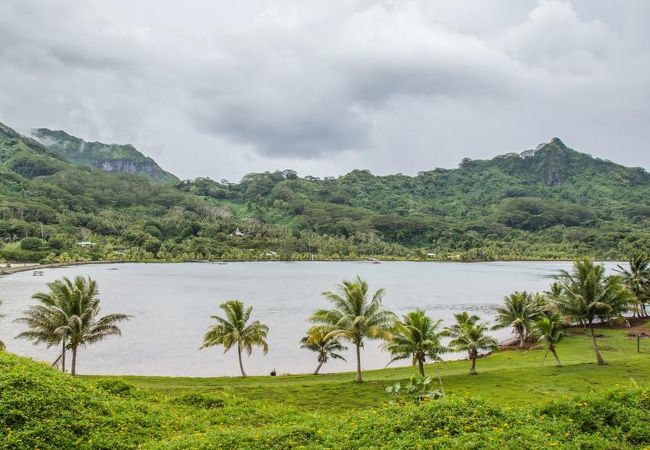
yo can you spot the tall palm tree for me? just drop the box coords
[447,312,499,375]
[17,276,130,376]
[533,313,565,367]
[493,291,540,347]
[300,327,347,375]
[384,309,448,377]
[556,258,633,365]
[311,276,396,383]
[616,253,650,317]
[201,300,269,377]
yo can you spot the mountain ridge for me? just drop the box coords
[0,119,648,262]
[31,128,178,183]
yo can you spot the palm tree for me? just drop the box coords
[300,327,347,375]
[616,253,650,317]
[17,278,74,371]
[384,309,448,377]
[447,312,499,375]
[533,313,565,367]
[17,276,130,376]
[201,300,269,377]
[311,276,396,383]
[556,258,633,365]
[492,291,540,347]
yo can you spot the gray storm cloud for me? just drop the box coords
[0,0,648,180]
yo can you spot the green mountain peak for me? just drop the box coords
[31,128,179,183]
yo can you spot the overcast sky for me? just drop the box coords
[1,0,648,181]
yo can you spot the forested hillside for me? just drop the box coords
[32,128,178,183]
[0,120,648,263]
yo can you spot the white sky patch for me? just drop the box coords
[0,0,648,181]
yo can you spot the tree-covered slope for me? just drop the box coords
[31,128,179,183]
[0,119,648,262]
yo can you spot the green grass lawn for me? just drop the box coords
[89,326,650,411]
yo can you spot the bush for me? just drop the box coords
[171,391,226,409]
[20,237,46,251]
[94,378,136,396]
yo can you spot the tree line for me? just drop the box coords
[2,254,648,379]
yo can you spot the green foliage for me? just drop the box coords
[1,123,650,263]
[201,300,269,377]
[3,350,650,448]
[386,376,444,404]
[311,276,396,382]
[384,309,447,376]
[300,327,347,375]
[493,291,542,347]
[20,237,46,251]
[447,312,500,375]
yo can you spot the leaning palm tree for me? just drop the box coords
[493,291,540,347]
[311,276,396,383]
[201,300,269,377]
[17,276,130,376]
[384,309,448,377]
[300,326,347,375]
[616,253,650,317]
[556,258,633,365]
[16,278,74,371]
[447,312,499,375]
[533,313,565,367]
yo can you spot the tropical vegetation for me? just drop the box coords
[1,121,649,265]
[493,291,540,347]
[532,313,565,367]
[384,309,447,376]
[555,258,633,365]
[616,253,650,317]
[16,276,130,375]
[300,327,347,375]
[447,312,500,375]
[201,300,269,377]
[311,276,396,382]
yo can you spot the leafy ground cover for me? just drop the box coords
[2,326,650,448]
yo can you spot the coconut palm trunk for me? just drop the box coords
[355,342,362,383]
[417,356,425,377]
[237,343,247,377]
[588,320,606,365]
[61,339,66,372]
[71,346,78,376]
[550,345,561,367]
[469,352,477,375]
[518,325,525,348]
[313,359,324,375]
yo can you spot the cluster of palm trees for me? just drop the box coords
[12,276,130,375]
[493,256,646,366]
[202,255,649,381]
[4,254,647,380]
[202,275,500,381]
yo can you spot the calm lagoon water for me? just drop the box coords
[0,261,622,377]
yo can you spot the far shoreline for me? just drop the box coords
[0,257,622,277]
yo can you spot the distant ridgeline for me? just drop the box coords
[0,119,648,263]
[31,128,178,183]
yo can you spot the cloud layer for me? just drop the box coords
[0,0,648,180]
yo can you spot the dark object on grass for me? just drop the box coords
[270,369,276,376]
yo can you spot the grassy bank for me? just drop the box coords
[3,325,650,448]
[87,326,650,411]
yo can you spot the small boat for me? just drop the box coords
[33,270,44,276]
